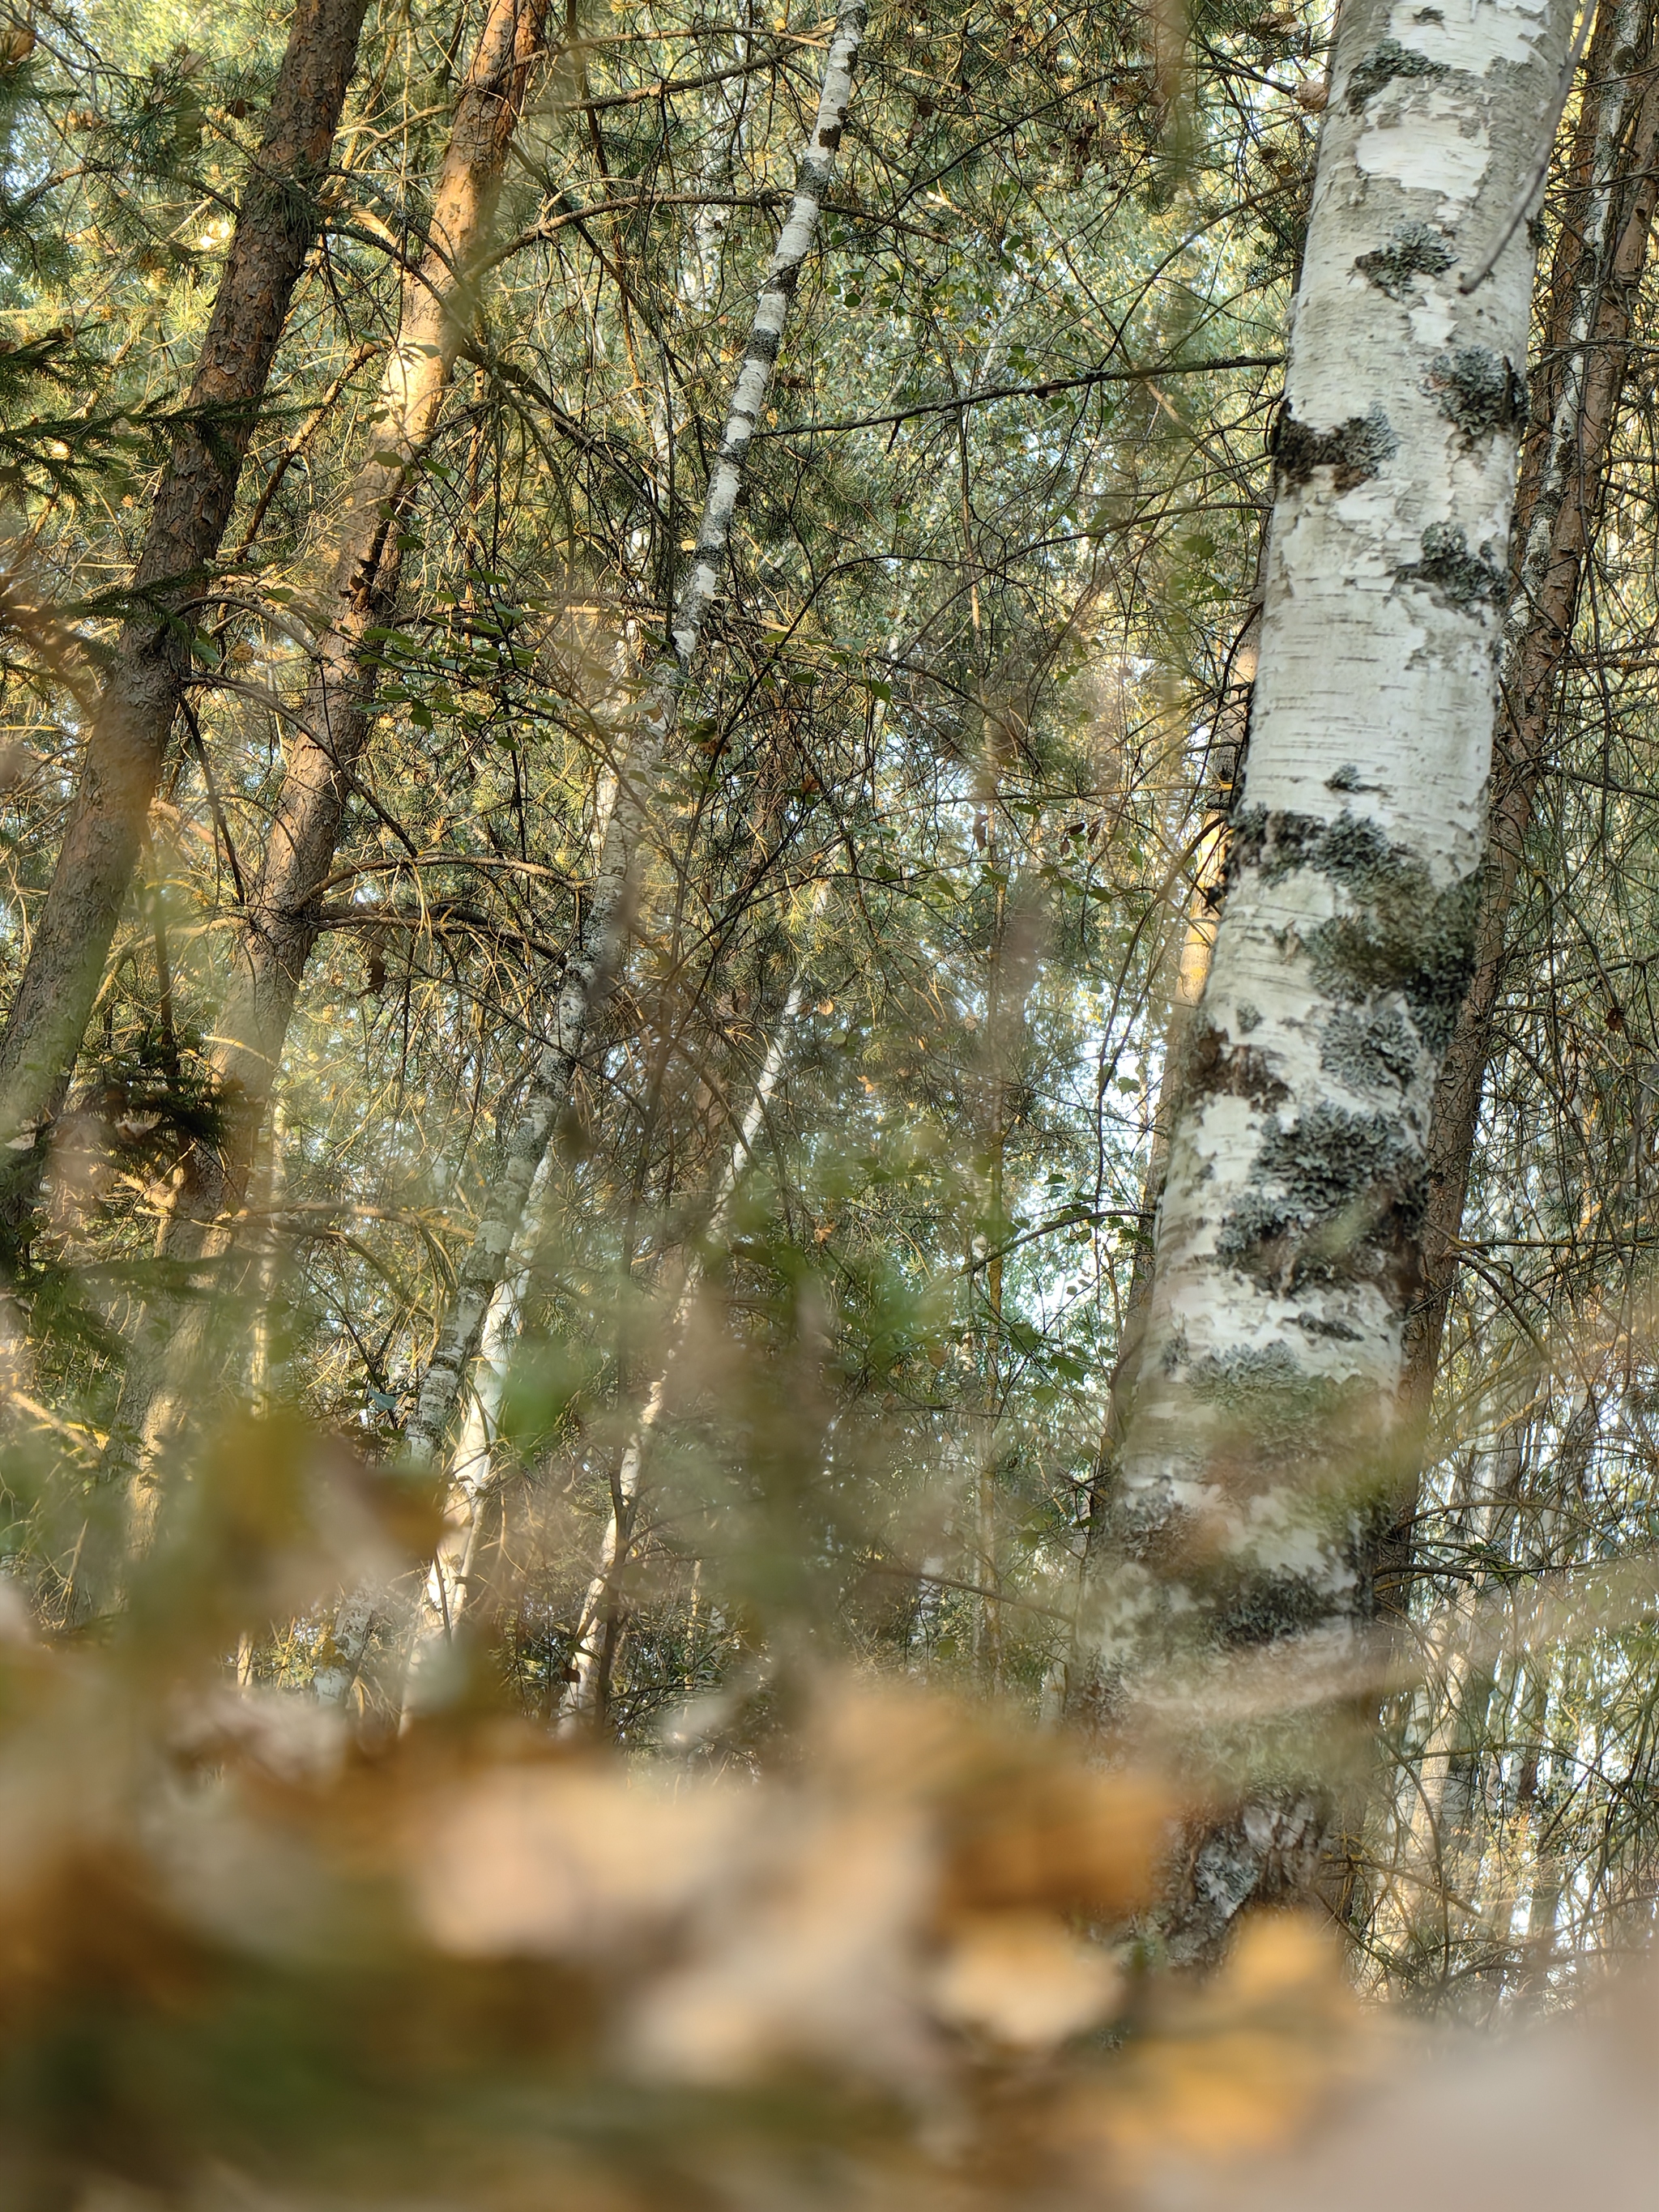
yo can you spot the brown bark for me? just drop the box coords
[0,0,370,1247]
[194,0,555,1238]
[100,0,557,1536]
[1396,4,1659,1485]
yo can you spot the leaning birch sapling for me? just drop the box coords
[400,0,869,1474]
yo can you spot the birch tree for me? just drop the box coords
[400,0,868,1473]
[1079,0,1577,1956]
[0,0,369,1245]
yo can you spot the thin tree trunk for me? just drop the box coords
[397,1149,552,1719]
[556,945,817,1733]
[400,0,868,1474]
[1399,0,1659,1445]
[1084,582,1262,1556]
[1077,0,1576,1963]
[0,0,369,1245]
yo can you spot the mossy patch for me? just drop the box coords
[1321,1004,1418,1091]
[1425,347,1525,440]
[1345,37,1448,112]
[1229,806,1479,1053]
[1186,1342,1375,1489]
[1354,219,1455,300]
[1395,522,1507,613]
[1215,1102,1427,1298]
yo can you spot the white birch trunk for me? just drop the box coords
[556,948,817,1733]
[397,1152,553,1719]
[1080,0,1576,1950]
[401,0,867,1474]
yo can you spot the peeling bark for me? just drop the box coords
[0,0,370,1246]
[1077,0,1576,1963]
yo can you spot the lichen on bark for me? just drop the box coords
[1077,0,1577,1962]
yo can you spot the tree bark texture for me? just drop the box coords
[191,0,556,1240]
[396,1149,552,1719]
[0,0,370,1242]
[1078,0,1576,1960]
[97,0,557,1567]
[1400,0,1659,1433]
[399,0,868,1473]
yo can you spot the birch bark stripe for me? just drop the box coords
[397,1149,554,1720]
[400,0,868,1475]
[1079,0,1576,1957]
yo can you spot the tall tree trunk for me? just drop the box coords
[400,0,868,1474]
[100,0,560,1524]
[0,0,370,1247]
[1399,0,1659,1441]
[396,1149,552,1720]
[189,0,557,1243]
[1077,0,1576,1964]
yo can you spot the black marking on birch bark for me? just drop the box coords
[1185,1018,1290,1110]
[1171,1792,1333,1964]
[1394,522,1508,612]
[1295,1311,1363,1340]
[1214,1103,1427,1298]
[1230,805,1478,1051]
[1345,37,1449,112]
[1236,999,1262,1034]
[1273,405,1396,491]
[1354,220,1456,300]
[1425,347,1526,439]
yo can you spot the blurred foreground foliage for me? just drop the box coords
[0,1409,1377,2212]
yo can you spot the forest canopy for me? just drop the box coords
[2,0,1659,2199]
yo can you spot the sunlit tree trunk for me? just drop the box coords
[104,0,558,1536]
[1078,0,1576,1963]
[0,0,369,1247]
[401,0,868,1475]
[190,0,557,1242]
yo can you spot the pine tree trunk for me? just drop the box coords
[401,0,868,1474]
[1400,0,1659,1434]
[1077,0,1576,1963]
[188,0,557,1242]
[0,0,369,1246]
[96,0,561,1544]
